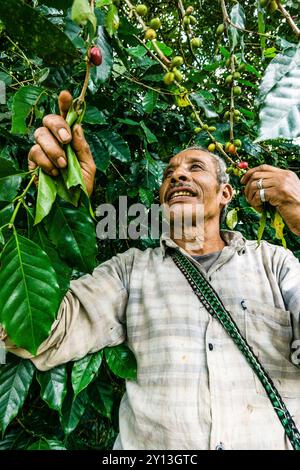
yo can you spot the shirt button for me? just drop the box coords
[208,343,214,351]
[215,442,224,450]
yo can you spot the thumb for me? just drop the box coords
[58,90,73,119]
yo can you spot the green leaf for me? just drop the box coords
[37,0,73,9]
[105,4,119,37]
[32,224,72,298]
[61,145,88,197]
[71,0,96,32]
[140,121,158,144]
[190,92,218,118]
[0,355,35,434]
[11,86,44,135]
[87,133,111,173]
[104,344,137,380]
[148,41,173,57]
[139,188,154,207]
[271,210,287,248]
[0,174,22,203]
[228,3,245,52]
[71,351,103,397]
[0,0,78,66]
[226,208,239,229]
[88,130,130,172]
[83,106,107,125]
[256,46,300,142]
[89,27,113,93]
[60,388,88,435]
[45,200,97,273]
[142,90,158,114]
[257,209,267,245]
[0,203,14,227]
[0,233,61,355]
[27,438,67,450]
[36,365,67,412]
[88,375,114,419]
[34,169,57,225]
[126,45,147,58]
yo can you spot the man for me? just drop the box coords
[3,91,300,450]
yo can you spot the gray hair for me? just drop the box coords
[182,145,230,185]
[179,145,230,226]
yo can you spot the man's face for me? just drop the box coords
[159,149,227,223]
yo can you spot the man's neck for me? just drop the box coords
[171,220,226,256]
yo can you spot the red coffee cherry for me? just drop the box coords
[90,46,102,66]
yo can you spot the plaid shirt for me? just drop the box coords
[4,230,300,450]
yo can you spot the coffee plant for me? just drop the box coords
[0,0,299,450]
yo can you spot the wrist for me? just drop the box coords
[278,202,300,236]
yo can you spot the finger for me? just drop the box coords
[42,114,72,145]
[72,124,94,166]
[58,90,73,119]
[244,177,277,201]
[240,164,278,185]
[28,144,59,176]
[34,127,68,169]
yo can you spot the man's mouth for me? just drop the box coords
[167,188,196,201]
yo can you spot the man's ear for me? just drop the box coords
[221,183,233,206]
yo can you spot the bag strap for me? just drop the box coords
[168,247,300,450]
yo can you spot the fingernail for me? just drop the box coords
[58,128,70,142]
[52,169,59,176]
[57,157,67,168]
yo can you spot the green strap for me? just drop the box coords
[169,247,300,451]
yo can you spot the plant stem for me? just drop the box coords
[76,60,91,112]
[9,173,37,227]
[276,1,300,38]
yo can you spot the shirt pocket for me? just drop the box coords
[243,298,300,398]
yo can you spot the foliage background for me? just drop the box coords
[0,0,299,450]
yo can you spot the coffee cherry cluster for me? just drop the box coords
[163,55,185,85]
[182,5,202,50]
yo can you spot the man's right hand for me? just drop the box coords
[28,90,96,196]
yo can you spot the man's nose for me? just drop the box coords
[171,168,190,184]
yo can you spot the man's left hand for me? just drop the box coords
[241,164,300,236]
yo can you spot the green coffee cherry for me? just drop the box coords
[233,86,242,96]
[185,6,194,15]
[194,127,202,134]
[225,75,233,85]
[173,68,183,82]
[208,126,216,132]
[191,37,202,48]
[202,124,209,131]
[183,16,190,26]
[149,18,161,30]
[233,71,241,80]
[216,24,225,35]
[171,56,184,67]
[136,4,148,16]
[189,16,197,25]
[163,72,175,85]
[234,139,242,148]
[144,28,157,40]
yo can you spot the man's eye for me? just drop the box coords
[191,164,202,170]
[164,170,173,177]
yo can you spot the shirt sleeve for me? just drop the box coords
[3,249,135,371]
[278,247,300,340]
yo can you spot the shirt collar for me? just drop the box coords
[160,229,246,258]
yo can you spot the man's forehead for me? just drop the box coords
[168,149,214,167]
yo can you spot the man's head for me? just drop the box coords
[159,147,233,229]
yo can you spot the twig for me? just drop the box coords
[276,1,300,38]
